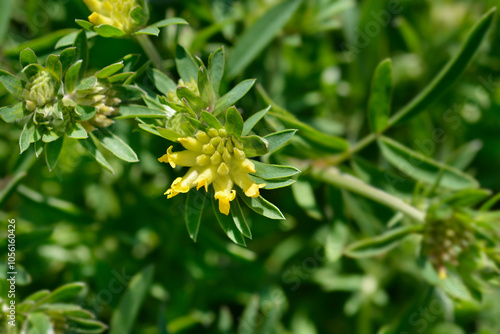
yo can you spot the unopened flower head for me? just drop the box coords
[158,128,265,215]
[22,71,58,112]
[84,0,140,35]
[74,82,121,128]
[166,78,199,105]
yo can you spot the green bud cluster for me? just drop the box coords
[74,83,121,128]
[423,212,474,276]
[22,71,58,112]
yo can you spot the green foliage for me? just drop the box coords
[1,1,500,334]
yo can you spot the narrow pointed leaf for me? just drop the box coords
[242,105,271,136]
[252,160,300,180]
[79,137,114,173]
[238,190,285,220]
[264,129,296,153]
[148,68,176,95]
[185,190,207,242]
[213,79,255,116]
[96,129,139,162]
[0,103,30,123]
[226,0,302,77]
[45,137,64,171]
[231,198,252,239]
[95,62,124,79]
[225,106,243,137]
[240,135,269,157]
[368,59,392,133]
[175,45,199,82]
[209,47,225,94]
[389,8,496,126]
[201,111,223,129]
[378,136,479,190]
[212,197,246,246]
[109,266,155,334]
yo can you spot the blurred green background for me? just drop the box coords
[1,0,500,333]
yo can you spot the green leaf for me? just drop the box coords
[67,123,88,139]
[208,47,225,95]
[368,59,392,133]
[95,129,139,162]
[238,190,285,220]
[75,105,96,121]
[20,119,35,153]
[231,198,252,239]
[240,135,269,157]
[213,79,256,116]
[76,76,98,91]
[116,105,167,119]
[0,103,30,123]
[42,130,61,143]
[148,68,176,95]
[36,282,86,305]
[184,190,207,242]
[157,127,182,142]
[65,60,83,93]
[79,137,114,173]
[252,160,300,180]
[94,24,126,38]
[212,196,246,245]
[22,63,47,81]
[45,137,64,171]
[59,47,76,73]
[0,69,24,99]
[66,317,108,333]
[152,17,188,28]
[55,30,97,49]
[130,6,147,25]
[108,72,134,83]
[109,266,155,334]
[75,19,95,31]
[344,225,423,258]
[440,188,492,208]
[201,111,223,129]
[225,106,243,137]
[27,312,53,334]
[389,8,496,126]
[133,26,160,36]
[226,0,302,77]
[73,30,89,81]
[177,86,206,112]
[95,62,124,79]
[378,136,479,191]
[242,105,271,136]
[249,175,295,189]
[45,54,63,80]
[264,129,297,153]
[20,48,38,68]
[113,85,145,101]
[198,65,215,107]
[175,45,199,82]
[138,123,162,137]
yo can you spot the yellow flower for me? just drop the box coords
[159,128,265,215]
[83,0,139,35]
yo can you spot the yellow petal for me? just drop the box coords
[83,0,102,12]
[195,165,218,191]
[214,175,236,215]
[88,12,114,26]
[178,137,204,152]
[169,150,200,167]
[171,168,199,193]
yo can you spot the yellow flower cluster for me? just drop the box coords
[84,0,138,35]
[159,128,265,215]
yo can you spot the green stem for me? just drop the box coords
[134,35,164,71]
[308,165,426,222]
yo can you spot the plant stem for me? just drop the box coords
[134,34,165,72]
[308,165,426,223]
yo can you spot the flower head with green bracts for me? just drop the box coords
[0,31,142,173]
[78,0,187,38]
[135,46,300,245]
